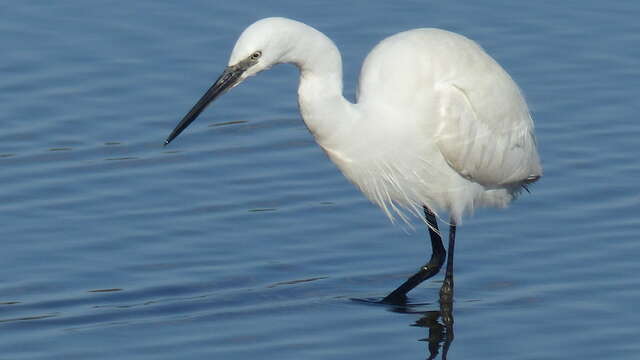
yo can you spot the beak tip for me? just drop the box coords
[164,133,177,146]
[166,65,240,149]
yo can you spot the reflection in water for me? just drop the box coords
[267,276,328,288]
[104,157,139,161]
[247,208,277,212]
[390,301,454,360]
[0,313,58,323]
[208,120,248,127]
[88,288,123,293]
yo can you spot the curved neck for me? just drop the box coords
[280,23,357,147]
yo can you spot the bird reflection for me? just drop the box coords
[389,300,454,360]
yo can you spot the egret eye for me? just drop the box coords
[249,51,262,61]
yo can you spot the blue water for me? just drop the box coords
[2,1,639,359]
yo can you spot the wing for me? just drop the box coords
[433,81,542,187]
[356,28,542,188]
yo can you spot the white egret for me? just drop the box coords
[165,17,542,304]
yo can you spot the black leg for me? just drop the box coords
[382,206,446,303]
[439,220,456,304]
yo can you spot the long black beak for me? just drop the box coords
[165,65,245,145]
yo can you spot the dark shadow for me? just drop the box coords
[390,300,454,360]
[353,296,454,360]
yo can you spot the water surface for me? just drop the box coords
[1,1,639,359]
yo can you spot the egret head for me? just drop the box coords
[165,18,298,145]
[228,18,295,78]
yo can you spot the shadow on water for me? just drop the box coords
[407,302,454,360]
[353,297,455,360]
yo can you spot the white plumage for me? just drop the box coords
[226,18,541,225]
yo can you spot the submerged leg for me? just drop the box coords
[439,220,456,304]
[382,206,446,303]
